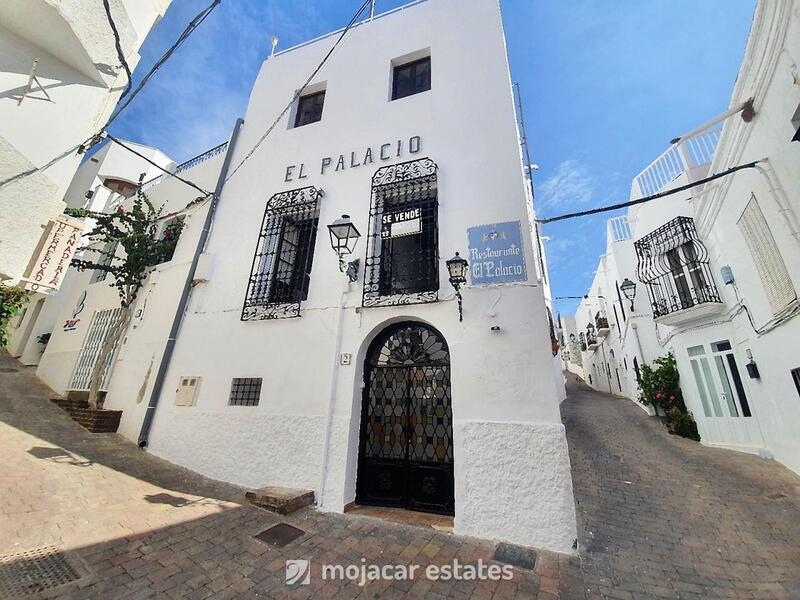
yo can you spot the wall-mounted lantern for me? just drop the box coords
[446,252,468,322]
[586,322,595,335]
[327,214,361,282]
[620,278,637,311]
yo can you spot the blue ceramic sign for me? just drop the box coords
[467,221,527,285]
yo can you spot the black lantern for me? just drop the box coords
[620,278,637,310]
[327,214,361,281]
[446,252,469,321]
[569,333,576,342]
[586,322,595,334]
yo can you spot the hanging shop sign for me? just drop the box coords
[21,216,84,294]
[381,208,421,239]
[284,135,422,182]
[467,221,527,285]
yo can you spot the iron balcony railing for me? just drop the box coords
[141,141,228,191]
[634,216,722,319]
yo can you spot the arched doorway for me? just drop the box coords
[356,322,454,515]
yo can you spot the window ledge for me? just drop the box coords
[654,300,725,327]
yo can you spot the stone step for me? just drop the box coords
[245,486,315,514]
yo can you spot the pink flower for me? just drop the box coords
[669,395,676,401]
[116,205,124,213]
[164,229,173,239]
[655,392,664,399]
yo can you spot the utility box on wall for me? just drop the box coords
[175,376,201,406]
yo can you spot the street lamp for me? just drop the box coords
[586,322,595,335]
[446,252,468,322]
[569,333,576,342]
[327,214,361,282]
[620,278,637,311]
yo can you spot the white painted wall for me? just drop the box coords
[104,0,578,553]
[0,0,171,284]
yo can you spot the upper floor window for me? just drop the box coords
[634,216,721,319]
[392,56,431,101]
[90,241,117,284]
[294,90,325,128]
[363,158,439,307]
[242,187,322,320]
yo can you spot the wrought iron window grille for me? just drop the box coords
[363,158,440,308]
[634,216,721,319]
[229,377,262,406]
[242,186,323,321]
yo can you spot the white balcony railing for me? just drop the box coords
[607,216,632,242]
[633,126,722,198]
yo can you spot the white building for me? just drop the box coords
[14,0,578,553]
[567,0,800,475]
[0,0,171,286]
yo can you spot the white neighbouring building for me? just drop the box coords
[6,138,175,366]
[13,0,578,553]
[0,0,171,287]
[568,0,800,475]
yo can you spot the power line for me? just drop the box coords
[102,0,133,104]
[537,160,761,224]
[103,0,221,131]
[224,0,373,184]
[106,134,212,197]
[0,0,221,191]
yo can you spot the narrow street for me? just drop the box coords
[1,354,799,599]
[562,373,800,599]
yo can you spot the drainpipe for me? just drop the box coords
[138,118,244,447]
[318,280,350,508]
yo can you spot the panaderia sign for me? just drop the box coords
[284,136,422,182]
[21,216,84,293]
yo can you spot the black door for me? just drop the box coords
[356,323,454,515]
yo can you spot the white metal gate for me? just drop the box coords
[68,308,123,391]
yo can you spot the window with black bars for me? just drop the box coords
[363,158,439,308]
[634,216,721,318]
[242,187,322,321]
[392,56,431,101]
[294,90,325,127]
[229,378,262,406]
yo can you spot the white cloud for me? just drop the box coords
[536,159,595,212]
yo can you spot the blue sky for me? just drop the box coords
[111,0,755,316]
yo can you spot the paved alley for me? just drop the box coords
[562,374,800,599]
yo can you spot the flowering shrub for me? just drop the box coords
[639,352,700,441]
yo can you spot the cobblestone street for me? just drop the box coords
[0,353,563,599]
[2,354,800,599]
[563,374,800,599]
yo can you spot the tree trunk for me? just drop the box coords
[86,303,133,410]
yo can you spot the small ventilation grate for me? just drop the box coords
[0,546,82,597]
[254,523,305,548]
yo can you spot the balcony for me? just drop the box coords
[595,313,610,337]
[635,216,724,326]
[633,126,721,197]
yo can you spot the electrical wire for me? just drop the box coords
[537,160,761,224]
[0,0,221,191]
[106,134,212,197]
[224,0,373,184]
[102,0,133,104]
[103,0,221,130]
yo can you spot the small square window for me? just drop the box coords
[229,377,262,406]
[791,103,800,142]
[392,57,431,101]
[294,91,325,128]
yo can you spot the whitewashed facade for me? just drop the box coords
[0,0,171,286]
[568,0,800,475]
[14,0,577,552]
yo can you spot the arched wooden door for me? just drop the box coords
[356,322,454,515]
